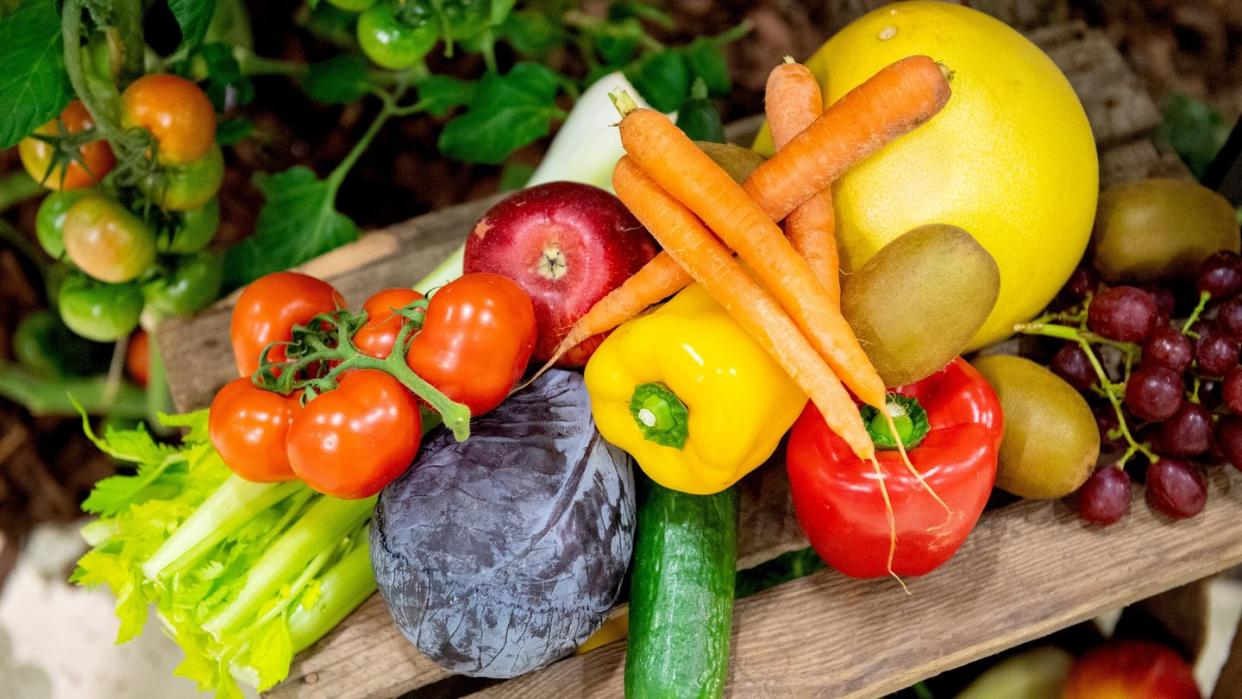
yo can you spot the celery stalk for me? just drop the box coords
[202,494,375,639]
[286,528,377,654]
[142,477,304,581]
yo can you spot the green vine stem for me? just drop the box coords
[62,0,125,144]
[0,219,48,277]
[0,361,147,418]
[111,0,145,81]
[0,173,43,213]
[255,307,472,442]
[1015,321,1158,466]
[1181,290,1212,335]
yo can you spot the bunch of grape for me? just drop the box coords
[1025,250,1242,526]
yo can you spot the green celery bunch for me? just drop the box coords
[70,410,376,697]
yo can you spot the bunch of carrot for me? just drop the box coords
[549,54,953,581]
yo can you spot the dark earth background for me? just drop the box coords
[0,0,1239,584]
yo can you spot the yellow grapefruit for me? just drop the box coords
[755,2,1098,349]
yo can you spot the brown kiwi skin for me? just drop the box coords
[842,223,1000,388]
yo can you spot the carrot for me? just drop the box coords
[746,55,951,221]
[544,57,949,367]
[616,101,888,410]
[613,156,874,459]
[534,253,689,373]
[766,57,839,302]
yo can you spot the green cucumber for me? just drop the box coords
[624,477,737,698]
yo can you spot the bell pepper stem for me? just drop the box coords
[629,382,690,450]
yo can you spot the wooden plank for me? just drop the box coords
[470,469,1242,698]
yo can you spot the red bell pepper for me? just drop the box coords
[786,357,1003,578]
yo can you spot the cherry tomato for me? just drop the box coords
[230,272,345,377]
[140,143,224,211]
[35,189,92,258]
[120,74,217,166]
[19,100,115,191]
[406,273,536,416]
[142,252,223,315]
[209,377,300,482]
[160,199,219,254]
[62,195,156,283]
[126,330,150,386]
[357,2,439,70]
[354,287,423,358]
[57,272,144,342]
[286,369,421,498]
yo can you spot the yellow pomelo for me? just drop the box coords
[755,2,1098,349]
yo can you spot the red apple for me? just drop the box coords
[1061,640,1200,699]
[463,181,659,366]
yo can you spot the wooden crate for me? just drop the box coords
[158,21,1225,699]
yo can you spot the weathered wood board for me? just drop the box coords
[153,19,1215,699]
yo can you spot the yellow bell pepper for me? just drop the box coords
[584,284,807,495]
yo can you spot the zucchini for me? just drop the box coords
[624,477,737,698]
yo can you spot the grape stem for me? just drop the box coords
[1015,321,1158,465]
[1181,291,1212,335]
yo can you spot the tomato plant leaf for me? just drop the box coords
[438,62,563,164]
[302,54,369,104]
[683,37,730,96]
[168,0,217,51]
[626,50,690,113]
[215,117,251,145]
[497,9,564,59]
[0,0,73,149]
[416,75,476,117]
[224,166,360,287]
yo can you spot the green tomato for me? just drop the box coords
[35,189,92,258]
[142,252,223,315]
[12,309,111,376]
[327,0,376,10]
[357,2,439,70]
[62,195,157,283]
[161,199,220,253]
[438,0,490,40]
[58,272,144,342]
[141,143,225,211]
[44,260,73,304]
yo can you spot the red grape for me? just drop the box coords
[1154,402,1213,457]
[1050,343,1096,391]
[1087,286,1157,342]
[1142,326,1193,373]
[1077,467,1131,525]
[1146,459,1207,519]
[1224,367,1242,413]
[1144,285,1177,323]
[1194,328,1240,376]
[1218,297,1242,338]
[1217,415,1242,471]
[1199,378,1223,410]
[1124,366,1184,421]
[1061,265,1099,302]
[1197,250,1242,298]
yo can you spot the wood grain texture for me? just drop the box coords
[471,470,1242,698]
[197,21,1190,699]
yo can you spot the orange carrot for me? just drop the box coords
[535,253,690,372]
[766,58,839,302]
[746,55,951,221]
[613,156,874,459]
[542,56,950,378]
[617,102,888,410]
